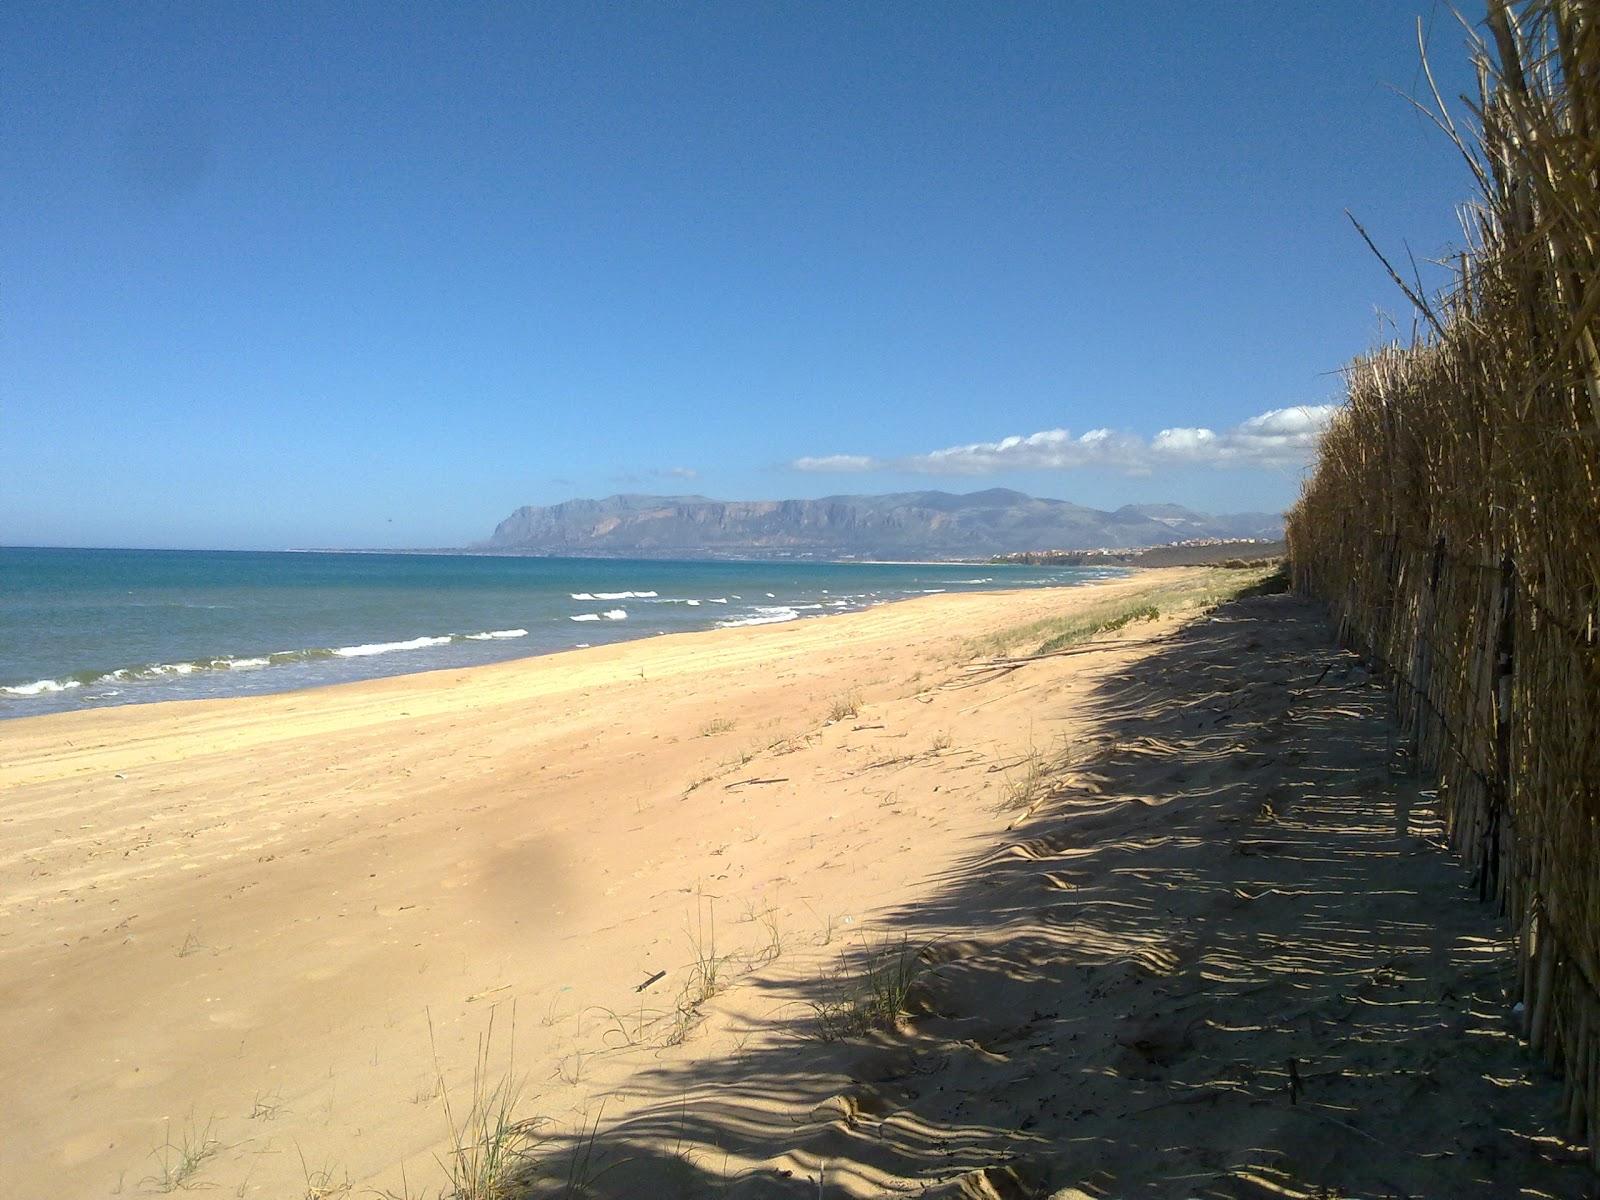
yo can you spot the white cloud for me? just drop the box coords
[667,466,699,480]
[791,404,1338,476]
[791,453,877,473]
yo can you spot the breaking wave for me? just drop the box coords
[716,606,800,628]
[1,677,82,697]
[0,628,538,701]
[334,635,454,658]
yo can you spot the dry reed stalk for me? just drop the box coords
[1288,0,1600,1160]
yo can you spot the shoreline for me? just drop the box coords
[0,564,1127,725]
[0,578,1117,753]
[3,571,1193,1198]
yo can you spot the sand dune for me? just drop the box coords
[0,572,1583,1197]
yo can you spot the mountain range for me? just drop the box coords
[479,490,1283,559]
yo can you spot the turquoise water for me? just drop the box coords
[0,548,1121,718]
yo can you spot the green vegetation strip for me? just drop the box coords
[966,566,1283,660]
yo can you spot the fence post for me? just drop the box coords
[1413,535,1447,765]
[1485,553,1516,902]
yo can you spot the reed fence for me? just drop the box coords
[1285,0,1600,1163]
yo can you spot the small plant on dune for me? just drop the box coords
[683,892,727,1005]
[739,896,784,972]
[698,716,735,737]
[142,1115,221,1193]
[560,1102,609,1198]
[593,995,666,1049]
[248,1089,286,1120]
[929,730,953,752]
[428,1007,540,1200]
[666,892,731,1045]
[297,1148,353,1199]
[810,936,924,1041]
[825,691,862,723]
[554,1050,585,1087]
[997,741,1052,812]
[367,1162,428,1200]
[750,904,784,965]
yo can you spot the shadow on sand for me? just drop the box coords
[522,593,1587,1198]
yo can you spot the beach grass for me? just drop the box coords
[297,1149,353,1199]
[966,565,1277,660]
[997,739,1052,812]
[825,690,863,723]
[811,936,925,1040]
[142,1115,221,1193]
[428,1009,537,1200]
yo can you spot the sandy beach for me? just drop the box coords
[1,570,1584,1198]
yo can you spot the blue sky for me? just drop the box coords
[4,2,1475,549]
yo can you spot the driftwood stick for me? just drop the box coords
[635,969,666,993]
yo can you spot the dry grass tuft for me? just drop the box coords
[810,936,925,1041]
[428,1007,540,1200]
[997,742,1052,812]
[665,891,732,1046]
[141,1115,221,1193]
[825,691,863,723]
[298,1149,353,1200]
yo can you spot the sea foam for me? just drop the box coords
[334,635,453,658]
[1,677,82,696]
[716,607,800,628]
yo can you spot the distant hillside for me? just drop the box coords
[478,490,1284,559]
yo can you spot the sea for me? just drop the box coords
[0,547,1122,719]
